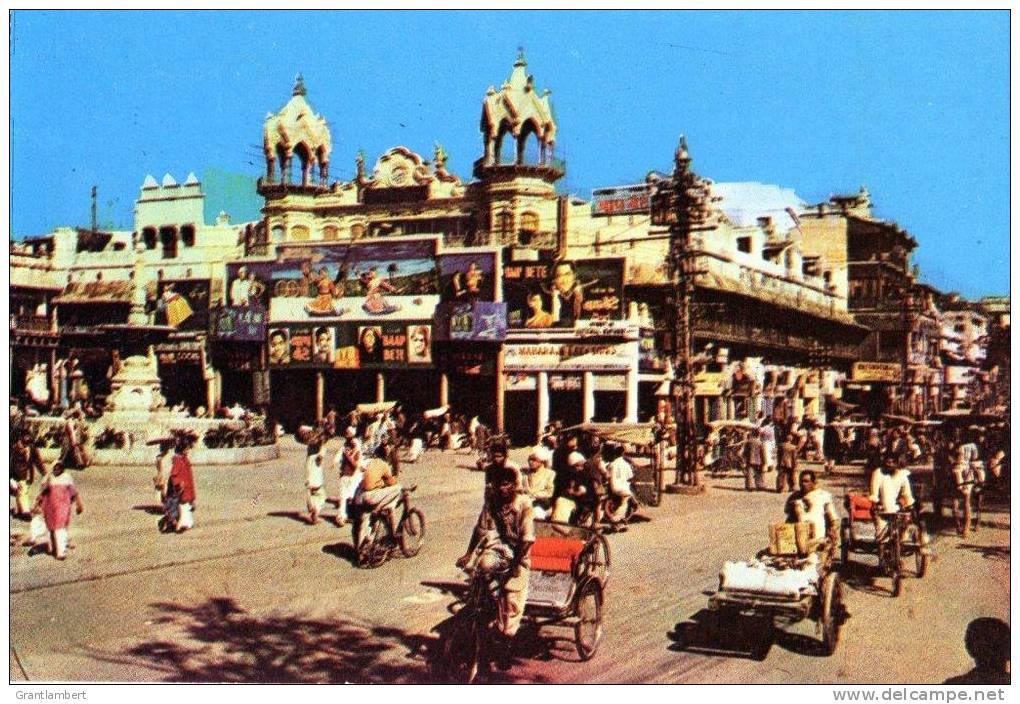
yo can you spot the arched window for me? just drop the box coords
[142,227,157,250]
[290,225,310,242]
[322,225,340,241]
[271,225,285,244]
[159,226,178,259]
[350,223,366,239]
[496,121,515,165]
[518,211,539,246]
[180,224,196,248]
[495,209,513,240]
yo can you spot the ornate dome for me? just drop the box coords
[479,51,557,166]
[263,75,332,185]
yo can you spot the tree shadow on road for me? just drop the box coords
[89,597,440,683]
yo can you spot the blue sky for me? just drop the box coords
[10,10,1009,298]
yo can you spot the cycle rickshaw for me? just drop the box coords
[706,527,846,657]
[439,519,611,682]
[561,422,668,507]
[840,492,929,597]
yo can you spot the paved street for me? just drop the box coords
[9,439,1009,684]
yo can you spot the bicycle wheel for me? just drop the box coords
[574,580,604,661]
[441,610,481,683]
[399,508,425,558]
[819,573,844,656]
[358,519,390,569]
[890,541,903,597]
[584,532,612,588]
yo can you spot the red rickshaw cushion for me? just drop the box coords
[847,493,874,521]
[531,536,586,573]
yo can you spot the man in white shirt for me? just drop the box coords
[786,469,839,546]
[606,443,636,526]
[869,452,915,538]
[229,267,251,307]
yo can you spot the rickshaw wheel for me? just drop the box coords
[574,580,604,661]
[820,572,844,655]
[905,524,928,578]
[839,519,851,565]
[584,533,612,588]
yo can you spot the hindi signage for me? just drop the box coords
[503,341,636,372]
[591,183,652,217]
[210,306,267,342]
[852,362,901,383]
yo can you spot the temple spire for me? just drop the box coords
[293,73,307,97]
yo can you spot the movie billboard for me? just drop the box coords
[438,252,497,303]
[267,322,433,369]
[156,279,211,331]
[226,239,440,324]
[502,256,625,329]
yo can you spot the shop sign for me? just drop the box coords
[591,183,652,217]
[945,366,973,385]
[502,254,624,329]
[505,373,537,391]
[156,279,212,331]
[503,342,635,372]
[694,372,725,396]
[851,362,901,383]
[593,375,628,392]
[253,370,270,406]
[268,322,434,369]
[155,340,204,366]
[575,320,640,338]
[444,348,496,376]
[434,302,507,341]
[549,374,582,391]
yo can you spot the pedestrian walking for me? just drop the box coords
[305,435,326,525]
[11,432,45,519]
[169,438,197,532]
[31,461,83,560]
[743,428,766,492]
[776,432,799,494]
[334,427,363,527]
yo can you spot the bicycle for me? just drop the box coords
[355,485,425,568]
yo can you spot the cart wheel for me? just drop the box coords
[820,572,844,655]
[584,532,611,588]
[839,519,850,565]
[574,580,604,661]
[398,508,425,558]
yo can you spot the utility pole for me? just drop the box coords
[655,136,715,493]
[91,186,98,233]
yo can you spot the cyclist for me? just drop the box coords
[456,463,535,639]
[868,450,916,542]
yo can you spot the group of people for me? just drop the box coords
[10,431,85,560]
[151,436,198,533]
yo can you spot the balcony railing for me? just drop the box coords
[12,315,55,333]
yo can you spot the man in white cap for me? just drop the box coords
[551,449,590,524]
[522,446,556,518]
[333,426,363,527]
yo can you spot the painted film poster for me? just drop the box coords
[438,252,497,303]
[268,323,433,369]
[502,255,625,329]
[156,279,211,330]
[227,239,441,324]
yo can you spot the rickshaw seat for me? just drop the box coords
[846,493,874,521]
[531,536,586,573]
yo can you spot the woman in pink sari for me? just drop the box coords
[32,461,84,560]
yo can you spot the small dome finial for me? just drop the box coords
[515,47,526,67]
[293,73,307,96]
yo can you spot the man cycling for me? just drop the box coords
[353,444,402,550]
[868,450,918,542]
[456,463,535,639]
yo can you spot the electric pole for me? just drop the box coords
[91,186,98,233]
[655,136,715,493]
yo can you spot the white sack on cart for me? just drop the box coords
[720,560,820,599]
